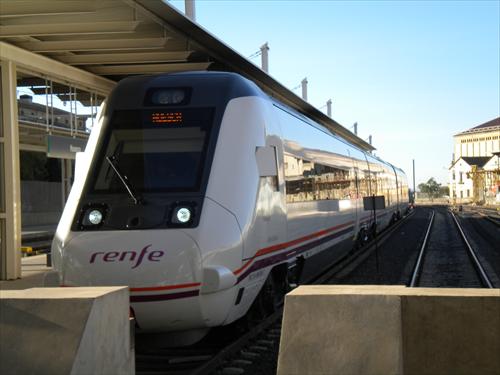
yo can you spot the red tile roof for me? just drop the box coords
[456,117,500,136]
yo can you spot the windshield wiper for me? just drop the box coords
[105,155,143,205]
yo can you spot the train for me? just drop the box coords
[51,71,409,344]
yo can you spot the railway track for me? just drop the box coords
[409,207,495,289]
[457,205,500,226]
[475,210,500,227]
[135,209,417,375]
[315,208,416,284]
[135,310,282,375]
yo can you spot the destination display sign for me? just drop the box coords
[151,111,183,124]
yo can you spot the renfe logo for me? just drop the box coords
[89,245,165,269]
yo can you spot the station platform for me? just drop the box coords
[22,225,55,241]
[0,254,52,290]
[21,224,55,250]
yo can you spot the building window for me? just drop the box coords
[460,191,463,198]
[452,171,455,180]
[459,172,463,184]
[467,189,470,197]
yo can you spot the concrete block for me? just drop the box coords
[401,288,500,375]
[277,286,500,375]
[0,287,134,375]
[278,285,405,375]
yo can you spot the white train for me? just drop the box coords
[51,72,409,343]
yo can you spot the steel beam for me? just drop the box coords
[55,51,193,65]
[0,60,21,280]
[16,38,169,52]
[0,42,115,95]
[0,1,95,18]
[86,62,211,75]
[0,21,141,37]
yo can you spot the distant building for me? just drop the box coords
[18,94,88,131]
[449,117,500,204]
[17,95,90,228]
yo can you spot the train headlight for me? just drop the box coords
[149,88,189,105]
[171,205,194,225]
[88,209,103,225]
[176,207,191,223]
[80,205,107,228]
[176,208,191,223]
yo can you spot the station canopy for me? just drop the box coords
[1,0,374,151]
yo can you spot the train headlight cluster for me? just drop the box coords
[149,88,189,105]
[171,205,194,225]
[80,205,107,229]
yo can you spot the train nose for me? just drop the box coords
[60,230,202,289]
[57,230,205,331]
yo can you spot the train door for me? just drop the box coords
[244,103,287,261]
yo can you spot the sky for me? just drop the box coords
[168,0,500,188]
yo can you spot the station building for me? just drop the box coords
[449,117,500,204]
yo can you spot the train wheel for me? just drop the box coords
[355,228,369,249]
[390,213,397,225]
[246,272,284,326]
[261,272,284,314]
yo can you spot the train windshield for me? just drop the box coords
[91,108,214,193]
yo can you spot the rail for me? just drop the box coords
[450,210,494,289]
[409,209,435,287]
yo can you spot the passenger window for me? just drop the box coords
[284,154,354,203]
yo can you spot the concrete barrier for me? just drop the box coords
[0,287,134,375]
[277,285,500,375]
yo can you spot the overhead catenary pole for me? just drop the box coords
[301,77,308,101]
[413,159,416,201]
[326,99,332,117]
[353,122,358,135]
[260,42,269,73]
[185,0,196,21]
[368,135,372,145]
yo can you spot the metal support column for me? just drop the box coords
[0,59,21,280]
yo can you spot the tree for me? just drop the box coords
[439,185,450,197]
[418,178,442,198]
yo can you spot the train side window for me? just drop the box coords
[284,153,353,203]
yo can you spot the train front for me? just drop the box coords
[51,72,261,340]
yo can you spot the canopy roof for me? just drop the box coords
[1,0,375,151]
